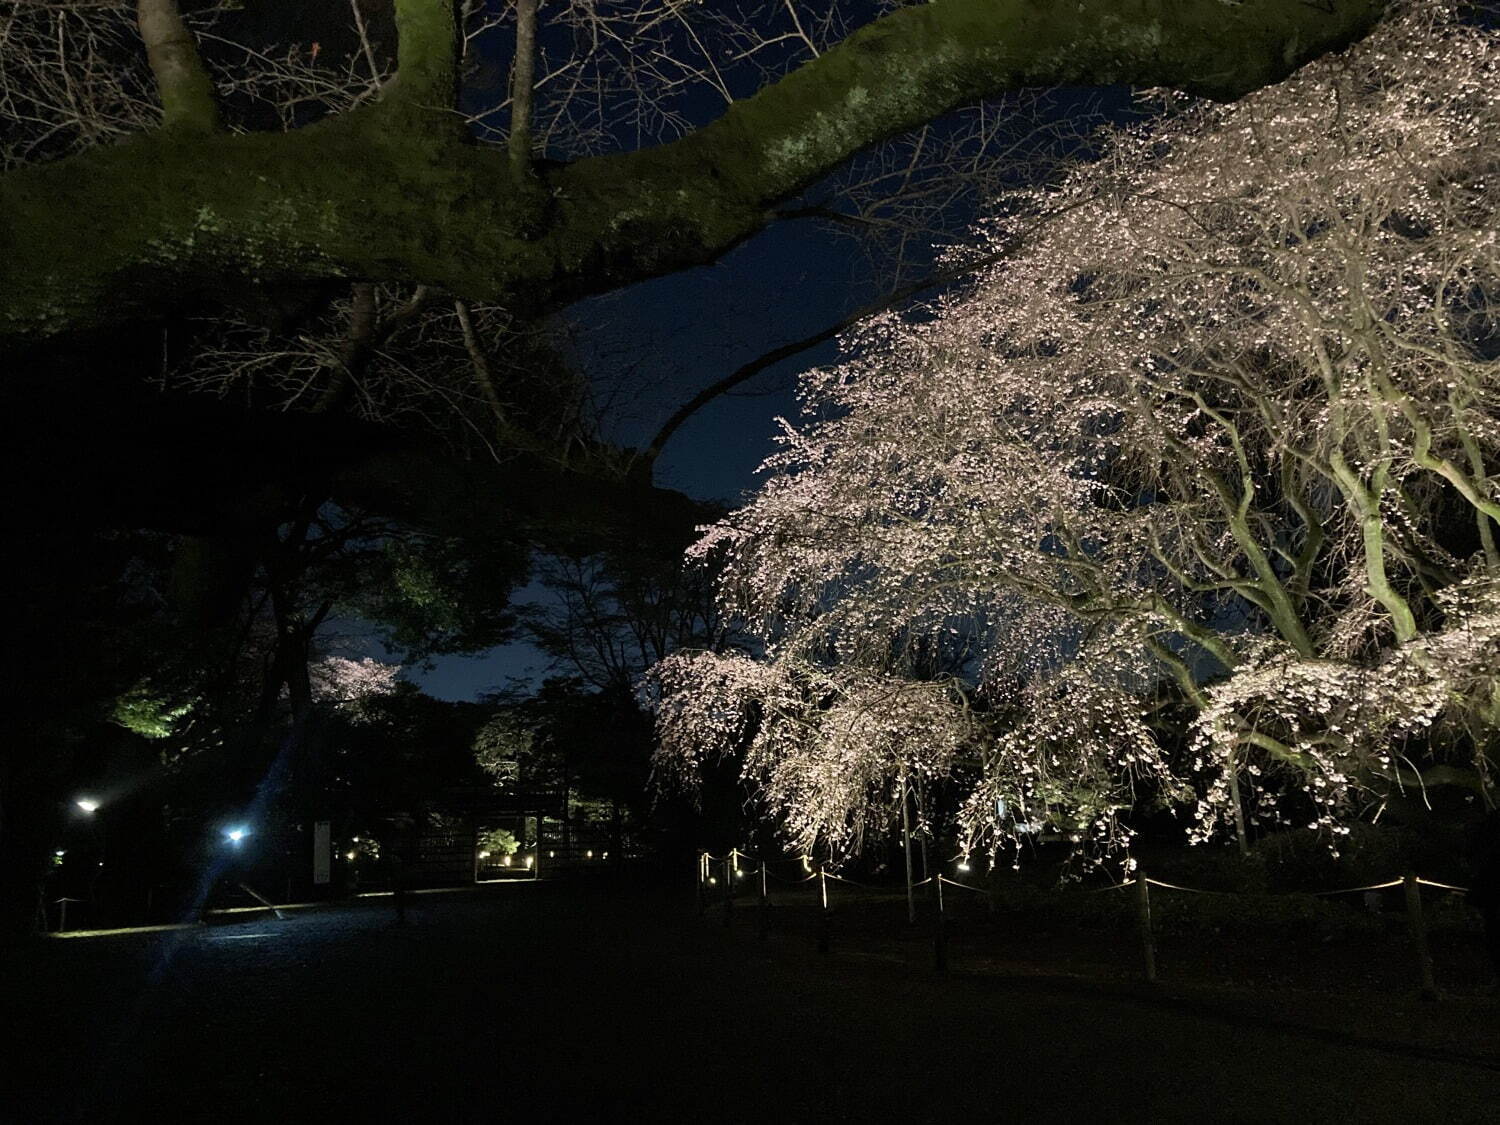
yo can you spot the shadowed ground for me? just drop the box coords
[3,880,1497,1123]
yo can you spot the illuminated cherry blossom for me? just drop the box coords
[309,655,401,710]
[654,2,1499,862]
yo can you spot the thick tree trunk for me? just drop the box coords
[0,0,1385,348]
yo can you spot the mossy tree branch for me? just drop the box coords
[389,0,458,111]
[0,0,1387,348]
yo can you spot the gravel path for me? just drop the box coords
[3,881,1497,1123]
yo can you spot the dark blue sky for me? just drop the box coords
[404,216,861,700]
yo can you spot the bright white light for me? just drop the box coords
[346,851,356,861]
[54,850,65,857]
[75,798,99,814]
[524,857,533,869]
[353,836,361,843]
[586,850,593,859]
[957,862,971,872]
[501,855,510,866]
[224,826,250,844]
[478,850,491,859]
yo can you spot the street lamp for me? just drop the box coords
[75,798,99,814]
[224,826,251,846]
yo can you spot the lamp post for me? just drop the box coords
[70,796,107,928]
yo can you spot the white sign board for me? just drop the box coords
[313,820,331,885]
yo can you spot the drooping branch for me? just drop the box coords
[136,0,219,131]
[0,0,1387,348]
[453,297,508,424]
[644,246,1013,465]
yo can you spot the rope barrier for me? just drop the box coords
[1415,878,1470,894]
[823,873,880,891]
[705,850,821,872]
[1312,879,1403,896]
[1143,877,1239,896]
[764,869,819,884]
[938,876,989,894]
[700,848,1471,905]
[697,847,1480,998]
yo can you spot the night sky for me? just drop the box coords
[404,215,861,699]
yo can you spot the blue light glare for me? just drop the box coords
[225,826,251,844]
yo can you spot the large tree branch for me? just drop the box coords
[0,0,1386,348]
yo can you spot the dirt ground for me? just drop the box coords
[2,878,1497,1123]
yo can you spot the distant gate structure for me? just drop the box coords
[411,787,566,886]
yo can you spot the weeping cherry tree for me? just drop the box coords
[651,1,1500,866]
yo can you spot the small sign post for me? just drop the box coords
[313,820,331,886]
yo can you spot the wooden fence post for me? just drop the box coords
[1402,872,1438,1000]
[933,874,948,973]
[1134,872,1156,983]
[722,855,734,928]
[900,769,916,925]
[758,859,770,940]
[817,865,831,954]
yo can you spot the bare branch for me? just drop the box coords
[136,0,218,130]
[507,0,538,179]
[454,297,508,423]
